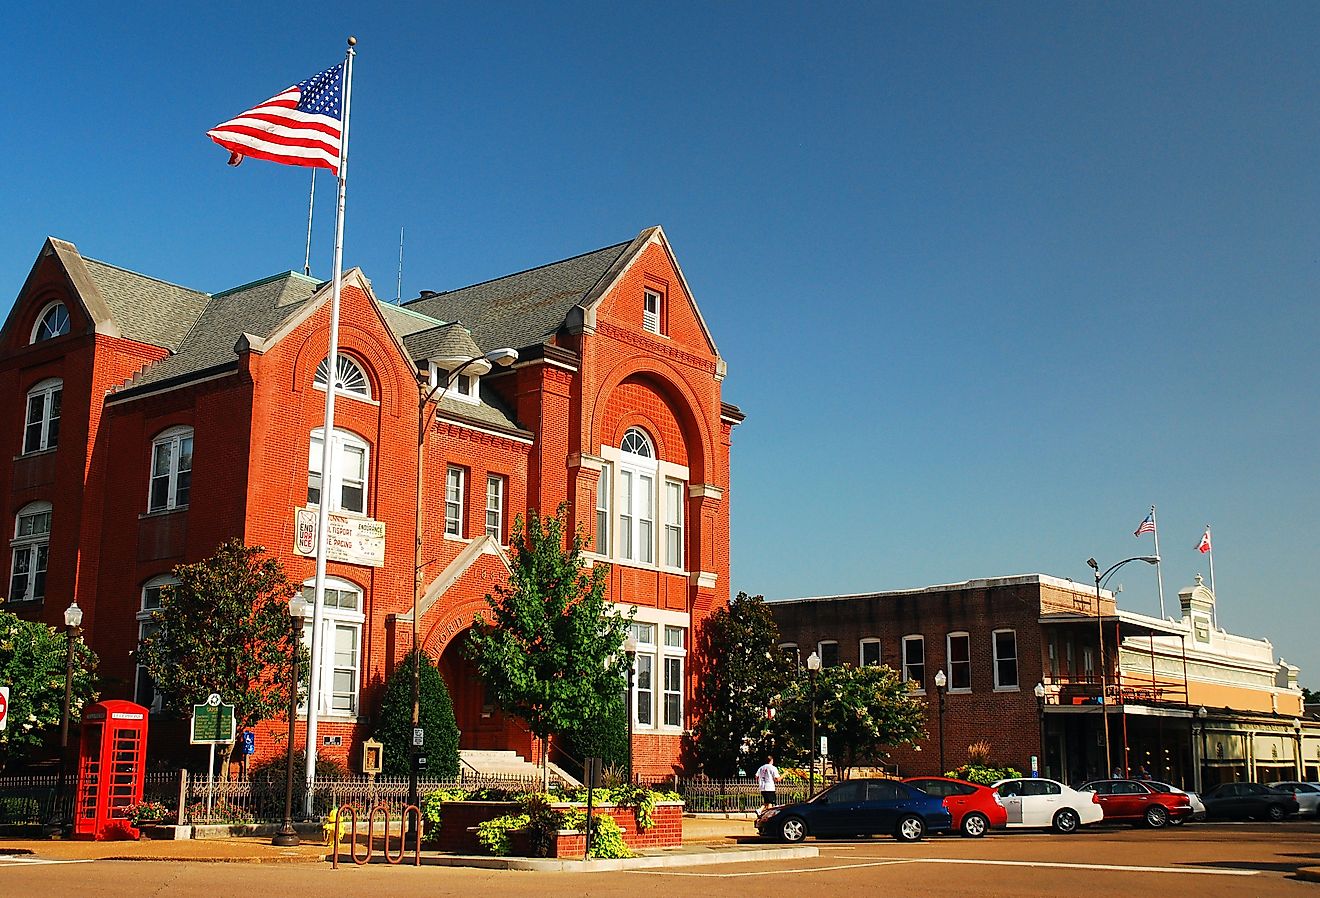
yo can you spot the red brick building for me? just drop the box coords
[0,226,741,776]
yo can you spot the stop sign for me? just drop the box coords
[0,686,8,731]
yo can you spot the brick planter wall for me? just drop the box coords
[433,801,520,853]
[432,800,683,856]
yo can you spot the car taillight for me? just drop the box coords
[993,793,1004,807]
[1092,792,1101,804]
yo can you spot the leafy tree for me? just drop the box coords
[138,539,301,773]
[690,592,791,777]
[769,663,926,777]
[0,609,98,771]
[1303,686,1319,705]
[560,690,629,772]
[467,506,629,787]
[373,649,460,776]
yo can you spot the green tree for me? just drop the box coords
[138,540,301,773]
[560,690,629,772]
[769,663,927,777]
[467,506,629,787]
[1303,686,1319,705]
[373,650,460,777]
[690,592,791,777]
[0,609,98,771]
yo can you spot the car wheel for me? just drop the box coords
[894,815,926,843]
[779,816,807,843]
[1266,805,1286,822]
[1052,808,1080,834]
[1144,805,1168,828]
[960,812,989,838]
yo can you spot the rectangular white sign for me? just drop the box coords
[293,507,386,568]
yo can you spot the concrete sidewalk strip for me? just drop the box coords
[332,844,819,872]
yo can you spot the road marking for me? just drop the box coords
[0,857,95,867]
[833,856,1260,877]
[630,860,917,877]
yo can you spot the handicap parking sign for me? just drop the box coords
[241,730,255,755]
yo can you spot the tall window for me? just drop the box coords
[860,638,881,666]
[149,426,193,512]
[947,632,971,691]
[308,428,368,515]
[299,579,363,716]
[664,479,684,569]
[9,502,50,604]
[780,643,800,670]
[994,629,1019,689]
[314,355,371,399]
[902,635,925,690]
[23,378,61,454]
[485,475,504,541]
[1082,645,1095,678]
[31,302,70,343]
[1048,635,1059,679]
[630,619,689,729]
[429,364,479,403]
[595,464,610,557]
[631,622,655,727]
[663,626,685,728]
[619,428,655,564]
[818,640,839,668]
[445,466,465,537]
[136,576,176,712]
[643,288,661,334]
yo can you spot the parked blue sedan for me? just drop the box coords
[756,778,954,843]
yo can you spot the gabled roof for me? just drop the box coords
[403,239,633,350]
[404,322,484,365]
[80,258,211,350]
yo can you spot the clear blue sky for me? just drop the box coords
[4,3,1318,678]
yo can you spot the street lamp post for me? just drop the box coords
[273,594,311,847]
[51,601,83,833]
[1197,705,1208,792]
[933,669,947,775]
[806,651,821,797]
[1034,682,1047,778]
[409,347,518,827]
[624,635,637,784]
[1086,555,1159,778]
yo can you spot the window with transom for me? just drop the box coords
[307,428,368,515]
[10,502,51,604]
[299,578,363,716]
[23,379,62,454]
[149,426,193,512]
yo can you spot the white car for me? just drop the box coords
[1268,782,1320,816]
[992,778,1104,833]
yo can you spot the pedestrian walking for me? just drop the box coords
[756,755,782,809]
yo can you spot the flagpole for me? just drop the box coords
[304,35,355,816]
[1205,524,1216,629]
[303,169,316,276]
[1150,505,1165,619]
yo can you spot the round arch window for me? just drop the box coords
[31,302,71,343]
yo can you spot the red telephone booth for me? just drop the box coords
[73,700,149,840]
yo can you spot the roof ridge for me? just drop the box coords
[81,255,211,298]
[378,298,447,326]
[405,239,632,304]
[213,270,321,299]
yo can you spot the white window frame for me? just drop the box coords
[136,575,176,712]
[1082,644,1095,678]
[31,301,70,343]
[619,429,655,564]
[148,426,193,513]
[946,631,972,693]
[662,625,685,728]
[485,474,504,541]
[601,431,688,572]
[23,378,62,454]
[9,501,51,604]
[429,363,479,404]
[860,638,881,666]
[780,642,800,670]
[307,427,369,516]
[314,354,373,401]
[817,640,839,668]
[630,622,656,728]
[902,635,926,692]
[445,466,466,538]
[643,288,662,334]
[300,578,364,718]
[595,464,611,558]
[620,606,690,732]
[663,478,684,570]
[993,628,1019,691]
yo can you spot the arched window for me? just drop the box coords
[620,427,653,458]
[10,501,51,604]
[136,575,177,712]
[308,428,369,515]
[31,302,70,343]
[314,354,371,400]
[23,378,62,454]
[618,428,656,563]
[149,426,193,512]
[298,577,364,716]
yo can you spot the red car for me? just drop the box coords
[903,776,1008,837]
[1078,779,1193,828]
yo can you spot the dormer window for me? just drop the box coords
[31,302,71,343]
[430,364,479,404]
[314,355,371,400]
[643,289,661,334]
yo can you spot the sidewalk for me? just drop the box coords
[0,814,771,868]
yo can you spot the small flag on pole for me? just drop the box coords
[1197,527,1212,554]
[207,63,345,174]
[1134,512,1156,537]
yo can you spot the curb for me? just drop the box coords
[330,844,818,871]
[102,853,322,865]
[1297,866,1320,883]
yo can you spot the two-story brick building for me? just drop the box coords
[0,226,741,776]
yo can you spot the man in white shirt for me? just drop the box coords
[755,755,782,809]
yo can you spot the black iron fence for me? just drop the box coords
[666,775,832,813]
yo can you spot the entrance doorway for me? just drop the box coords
[436,629,514,751]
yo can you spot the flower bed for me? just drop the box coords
[432,798,683,857]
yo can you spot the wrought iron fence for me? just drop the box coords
[0,771,181,828]
[671,775,831,812]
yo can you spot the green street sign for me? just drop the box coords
[191,694,236,744]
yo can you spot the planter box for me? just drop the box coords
[433,800,683,857]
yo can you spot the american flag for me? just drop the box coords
[1134,512,1156,537]
[207,63,344,174]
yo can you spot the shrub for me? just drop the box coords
[420,787,469,841]
[476,812,530,856]
[373,650,460,777]
[946,764,1022,786]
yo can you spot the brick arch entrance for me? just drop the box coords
[436,627,525,753]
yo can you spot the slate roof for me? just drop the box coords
[113,272,321,395]
[81,258,211,351]
[404,322,484,364]
[402,239,634,350]
[377,301,446,339]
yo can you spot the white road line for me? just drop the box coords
[837,856,1260,877]
[630,860,917,877]
[0,857,95,867]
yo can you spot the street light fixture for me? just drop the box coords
[933,668,947,775]
[806,651,822,797]
[51,601,83,833]
[1086,555,1159,778]
[1034,682,1047,778]
[409,347,518,826]
[624,635,637,784]
[1197,705,1209,792]
[273,593,310,847]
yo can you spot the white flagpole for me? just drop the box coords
[304,36,355,816]
[1205,524,1216,629]
[1150,505,1166,619]
[303,169,316,276]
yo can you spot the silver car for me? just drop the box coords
[1147,781,1206,823]
[1267,782,1320,816]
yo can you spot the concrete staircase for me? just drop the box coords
[459,749,581,787]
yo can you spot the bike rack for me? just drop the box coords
[331,803,422,868]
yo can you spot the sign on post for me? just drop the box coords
[819,736,828,757]
[293,507,386,568]
[0,686,9,731]
[190,693,236,744]
[412,727,425,748]
[241,730,256,755]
